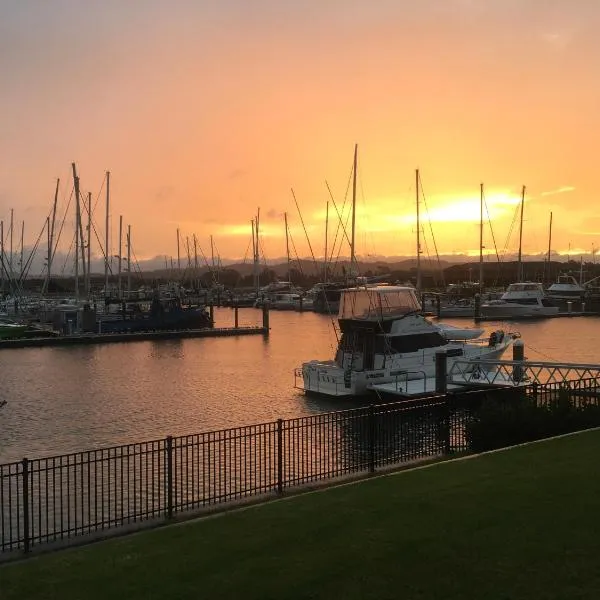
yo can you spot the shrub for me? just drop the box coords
[465,390,600,452]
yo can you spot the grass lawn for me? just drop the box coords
[2,430,600,600]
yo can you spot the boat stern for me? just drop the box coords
[294,361,362,397]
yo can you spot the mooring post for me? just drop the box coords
[474,293,481,319]
[435,351,448,394]
[299,295,303,312]
[512,339,525,383]
[262,303,270,334]
[234,304,239,328]
[567,301,573,315]
[209,304,214,325]
[582,301,586,314]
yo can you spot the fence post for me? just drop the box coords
[166,436,173,519]
[443,398,452,455]
[369,404,376,474]
[22,458,30,554]
[276,419,283,495]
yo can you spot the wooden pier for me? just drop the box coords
[0,326,268,350]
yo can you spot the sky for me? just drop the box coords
[2,0,600,273]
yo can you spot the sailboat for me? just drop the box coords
[480,186,559,319]
[312,145,360,315]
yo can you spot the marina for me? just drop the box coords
[1,306,600,465]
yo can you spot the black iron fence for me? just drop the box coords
[2,378,599,556]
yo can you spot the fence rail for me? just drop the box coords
[2,378,599,556]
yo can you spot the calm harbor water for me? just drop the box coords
[1,307,599,463]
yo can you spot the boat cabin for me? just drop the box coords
[335,286,447,370]
[501,282,555,306]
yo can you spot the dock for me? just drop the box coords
[474,311,600,321]
[0,326,268,349]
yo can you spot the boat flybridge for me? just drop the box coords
[297,285,517,397]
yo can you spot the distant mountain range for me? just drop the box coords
[9,249,596,279]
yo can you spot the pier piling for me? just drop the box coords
[435,351,447,393]
[262,304,270,335]
[512,339,525,382]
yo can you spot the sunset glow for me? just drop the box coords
[2,0,600,270]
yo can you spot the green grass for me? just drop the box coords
[3,430,600,600]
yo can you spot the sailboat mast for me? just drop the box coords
[251,219,256,290]
[48,178,59,291]
[350,144,358,274]
[284,212,290,283]
[105,171,110,296]
[86,191,92,297]
[324,201,329,283]
[416,169,422,293]
[517,185,525,283]
[19,220,24,278]
[117,215,123,299]
[72,164,80,300]
[479,183,484,294]
[193,234,199,288]
[176,228,181,273]
[46,216,50,289]
[127,224,131,296]
[544,211,553,285]
[9,208,13,279]
[255,208,261,294]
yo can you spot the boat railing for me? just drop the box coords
[388,370,428,394]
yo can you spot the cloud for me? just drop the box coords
[540,186,575,197]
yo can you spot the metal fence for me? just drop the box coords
[2,378,599,556]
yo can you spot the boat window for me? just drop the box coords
[505,298,539,305]
[385,332,448,353]
[338,288,421,320]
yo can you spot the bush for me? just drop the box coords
[465,390,600,452]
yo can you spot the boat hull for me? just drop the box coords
[479,304,559,319]
[298,339,513,398]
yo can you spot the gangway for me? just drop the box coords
[447,359,600,387]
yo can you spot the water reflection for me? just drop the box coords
[0,309,598,463]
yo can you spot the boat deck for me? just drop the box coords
[369,372,523,398]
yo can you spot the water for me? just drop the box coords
[0,308,599,463]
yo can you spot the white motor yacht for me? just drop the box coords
[296,285,517,397]
[480,282,559,319]
[546,275,586,301]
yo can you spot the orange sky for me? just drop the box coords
[2,0,600,271]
